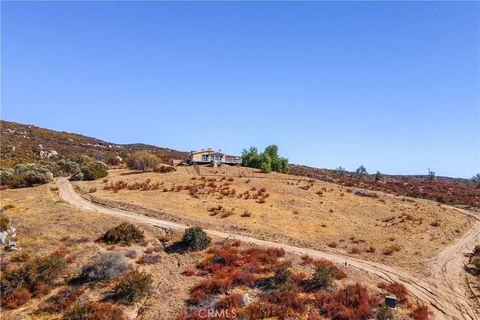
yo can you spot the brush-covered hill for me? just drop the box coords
[0,120,189,167]
[290,164,480,208]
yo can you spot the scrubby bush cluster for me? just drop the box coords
[314,283,379,319]
[290,165,480,207]
[126,151,159,171]
[0,163,53,188]
[0,250,68,309]
[0,155,109,187]
[99,222,145,246]
[179,242,429,320]
[179,243,351,319]
[104,178,161,192]
[241,145,289,173]
[103,177,270,205]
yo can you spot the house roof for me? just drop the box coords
[191,149,224,156]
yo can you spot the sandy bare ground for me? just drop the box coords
[57,177,479,320]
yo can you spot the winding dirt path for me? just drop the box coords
[56,177,479,320]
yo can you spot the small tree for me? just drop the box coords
[241,145,289,173]
[355,165,368,177]
[472,174,480,188]
[127,151,159,172]
[182,227,211,251]
[375,171,384,181]
[260,153,272,173]
[426,169,436,181]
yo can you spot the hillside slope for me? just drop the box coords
[0,120,188,167]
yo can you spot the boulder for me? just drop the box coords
[0,231,7,244]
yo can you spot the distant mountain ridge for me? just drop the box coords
[0,120,189,167]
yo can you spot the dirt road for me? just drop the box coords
[56,177,479,319]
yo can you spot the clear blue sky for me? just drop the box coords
[2,1,479,178]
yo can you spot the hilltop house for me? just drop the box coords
[188,148,242,166]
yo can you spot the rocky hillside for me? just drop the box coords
[0,120,189,168]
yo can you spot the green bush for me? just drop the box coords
[127,151,159,171]
[0,164,52,188]
[81,161,108,180]
[100,222,145,246]
[113,270,153,304]
[182,227,211,251]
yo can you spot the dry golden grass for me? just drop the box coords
[0,182,392,320]
[0,184,201,320]
[75,166,471,270]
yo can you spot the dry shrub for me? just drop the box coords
[366,246,376,253]
[39,286,84,313]
[430,220,440,227]
[301,255,314,265]
[81,252,128,281]
[313,259,346,280]
[327,242,338,248]
[350,247,361,254]
[61,302,126,320]
[3,287,31,309]
[383,244,401,255]
[189,245,286,303]
[315,283,379,320]
[378,282,408,303]
[215,293,244,310]
[154,165,176,173]
[136,254,160,265]
[0,251,68,308]
[241,211,252,217]
[241,301,287,319]
[100,222,144,246]
[409,303,432,320]
[88,187,97,193]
